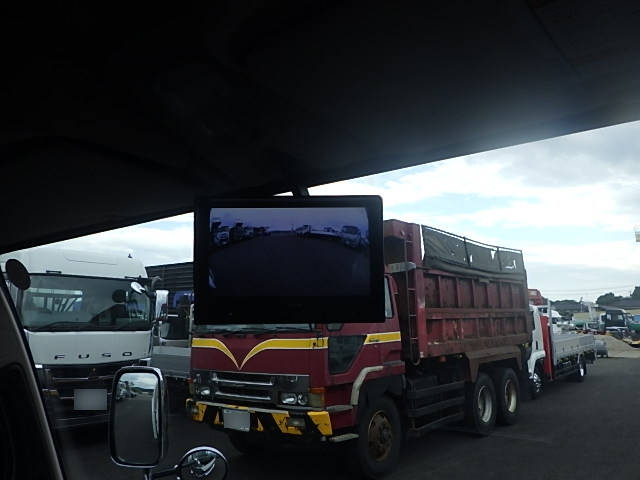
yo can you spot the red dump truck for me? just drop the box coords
[187,220,531,478]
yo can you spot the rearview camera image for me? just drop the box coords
[208,207,370,296]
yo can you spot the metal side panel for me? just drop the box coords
[551,332,595,365]
[465,345,523,382]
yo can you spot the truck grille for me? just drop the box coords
[47,361,135,400]
[213,371,275,403]
[195,370,309,406]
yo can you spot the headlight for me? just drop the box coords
[196,385,211,397]
[297,393,308,406]
[280,392,297,405]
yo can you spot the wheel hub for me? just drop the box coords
[532,372,542,393]
[477,385,493,423]
[504,379,517,413]
[368,410,393,462]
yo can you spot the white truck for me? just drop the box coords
[0,246,155,428]
[528,302,596,398]
[151,303,194,411]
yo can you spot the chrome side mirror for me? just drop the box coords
[109,367,168,469]
[131,281,147,295]
[175,447,228,480]
[154,290,169,322]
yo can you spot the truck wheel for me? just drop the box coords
[530,364,544,400]
[571,358,587,382]
[228,431,263,455]
[493,368,519,425]
[465,372,496,436]
[351,395,402,479]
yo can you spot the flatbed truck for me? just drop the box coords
[528,289,596,397]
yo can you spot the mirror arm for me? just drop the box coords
[149,467,178,479]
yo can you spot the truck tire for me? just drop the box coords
[493,368,519,425]
[350,395,402,479]
[465,372,496,436]
[570,358,587,382]
[530,363,544,400]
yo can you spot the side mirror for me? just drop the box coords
[154,290,169,322]
[5,259,30,290]
[159,322,171,339]
[109,367,167,469]
[131,281,147,295]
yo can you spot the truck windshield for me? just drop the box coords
[19,274,151,331]
[193,323,312,334]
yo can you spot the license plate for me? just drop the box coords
[222,408,251,432]
[74,389,108,410]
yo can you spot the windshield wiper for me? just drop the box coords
[221,327,272,336]
[28,321,90,332]
[113,321,151,331]
[272,326,312,332]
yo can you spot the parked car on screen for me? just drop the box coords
[309,226,339,239]
[340,225,362,248]
[243,226,255,239]
[230,222,244,242]
[295,224,312,236]
[213,226,230,246]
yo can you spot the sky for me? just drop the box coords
[209,207,368,232]
[44,120,640,302]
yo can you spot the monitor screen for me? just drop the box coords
[194,196,384,324]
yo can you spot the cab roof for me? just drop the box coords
[0,247,147,279]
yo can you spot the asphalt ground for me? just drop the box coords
[56,357,639,480]
[209,234,369,296]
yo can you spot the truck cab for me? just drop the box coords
[1,246,154,428]
[187,274,402,446]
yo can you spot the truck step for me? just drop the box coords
[408,412,465,438]
[553,363,578,379]
[407,396,465,418]
[406,380,465,399]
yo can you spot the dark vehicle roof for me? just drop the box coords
[3,2,640,251]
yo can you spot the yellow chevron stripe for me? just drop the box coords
[191,338,239,368]
[191,337,329,370]
[240,337,328,368]
[364,331,402,344]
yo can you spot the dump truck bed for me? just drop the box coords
[384,220,531,363]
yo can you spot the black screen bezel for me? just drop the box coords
[193,196,384,324]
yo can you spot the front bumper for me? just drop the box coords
[187,399,333,438]
[42,389,111,429]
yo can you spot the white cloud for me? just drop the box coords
[311,122,640,300]
[31,121,640,301]
[312,155,640,234]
